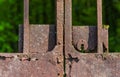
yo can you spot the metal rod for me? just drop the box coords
[56,0,64,45]
[23,0,30,53]
[97,0,103,53]
[64,0,72,52]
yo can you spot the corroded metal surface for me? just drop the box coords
[0,0,115,77]
[30,25,56,53]
[19,25,56,53]
[56,0,64,45]
[0,53,61,77]
[72,26,108,52]
[20,25,106,62]
[102,28,109,52]
[97,0,103,53]
[64,0,72,52]
[23,0,30,53]
[19,24,64,76]
[66,53,120,77]
[56,1,64,76]
[72,26,97,52]
[18,0,64,77]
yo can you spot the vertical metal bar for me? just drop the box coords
[97,0,103,53]
[56,0,64,45]
[64,0,72,52]
[56,1,64,76]
[23,0,30,53]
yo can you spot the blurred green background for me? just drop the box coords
[0,0,120,52]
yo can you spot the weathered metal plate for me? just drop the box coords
[0,53,62,77]
[66,53,120,77]
[18,25,63,77]
[19,25,108,53]
[72,26,97,52]
[72,26,108,52]
[19,25,56,53]
[30,25,56,53]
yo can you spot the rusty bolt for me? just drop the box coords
[76,39,88,51]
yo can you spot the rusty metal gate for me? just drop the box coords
[0,0,120,77]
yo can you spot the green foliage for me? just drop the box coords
[0,0,120,52]
[72,0,97,25]
[0,22,18,52]
[0,0,22,52]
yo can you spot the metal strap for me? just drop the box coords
[56,0,64,45]
[23,0,30,53]
[64,0,72,52]
[97,0,103,53]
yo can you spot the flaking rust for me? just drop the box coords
[0,53,38,61]
[63,0,120,77]
[65,53,120,77]
[0,55,14,60]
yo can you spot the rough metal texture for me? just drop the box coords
[72,26,97,51]
[19,25,56,53]
[0,0,118,77]
[23,0,30,53]
[66,53,120,77]
[102,28,109,52]
[65,26,109,77]
[18,25,63,77]
[21,25,108,53]
[64,0,72,52]
[19,25,108,52]
[19,24,108,77]
[56,0,64,45]
[30,25,56,53]
[18,0,64,77]
[97,0,103,53]
[72,26,108,52]
[0,53,62,77]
